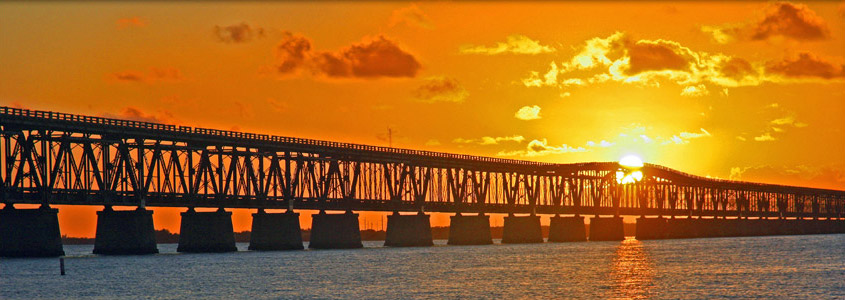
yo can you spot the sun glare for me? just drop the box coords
[619,155,644,169]
[617,155,644,184]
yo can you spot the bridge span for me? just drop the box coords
[1,106,843,256]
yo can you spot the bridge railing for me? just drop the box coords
[0,106,551,166]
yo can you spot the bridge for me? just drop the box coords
[1,106,843,256]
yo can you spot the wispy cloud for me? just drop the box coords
[460,35,555,55]
[453,135,525,145]
[214,23,265,43]
[107,67,181,83]
[754,132,776,142]
[497,138,586,157]
[389,5,433,30]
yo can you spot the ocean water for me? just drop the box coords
[1,235,844,299]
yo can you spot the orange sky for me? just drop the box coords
[2,1,844,237]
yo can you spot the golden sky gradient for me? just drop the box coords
[2,1,844,237]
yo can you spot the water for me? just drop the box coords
[2,235,844,299]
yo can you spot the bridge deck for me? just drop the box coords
[1,106,843,218]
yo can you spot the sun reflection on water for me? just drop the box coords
[609,237,655,299]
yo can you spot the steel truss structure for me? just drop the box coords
[1,107,843,218]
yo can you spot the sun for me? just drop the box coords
[617,155,644,184]
[619,155,644,169]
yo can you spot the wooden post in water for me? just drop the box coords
[59,257,65,276]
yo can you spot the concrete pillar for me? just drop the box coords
[0,206,65,257]
[93,208,158,255]
[723,218,746,237]
[589,217,624,241]
[763,219,786,236]
[781,219,803,235]
[248,211,303,251]
[447,214,492,245]
[548,216,587,242]
[665,218,699,239]
[309,211,363,249]
[502,215,543,244]
[635,217,667,240]
[697,218,722,238]
[177,209,237,253]
[384,213,433,247]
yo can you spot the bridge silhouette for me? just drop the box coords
[1,106,843,256]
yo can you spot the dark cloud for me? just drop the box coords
[412,76,468,103]
[276,32,312,74]
[720,57,756,80]
[110,71,145,82]
[102,107,174,124]
[751,2,830,41]
[766,53,845,79]
[625,41,690,74]
[214,23,264,44]
[108,68,181,83]
[275,32,421,79]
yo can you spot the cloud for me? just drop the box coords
[586,140,614,148]
[424,139,441,146]
[770,115,808,127]
[214,23,265,43]
[412,76,469,103]
[661,128,712,145]
[680,84,709,97]
[275,32,421,79]
[754,132,776,142]
[389,5,433,30]
[453,135,525,145]
[514,105,541,120]
[702,2,830,42]
[108,67,181,83]
[460,35,555,55]
[497,138,586,157]
[766,52,845,80]
[102,107,174,124]
[521,32,845,93]
[117,17,145,28]
[750,2,830,41]
[266,98,288,112]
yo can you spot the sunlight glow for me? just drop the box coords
[617,155,644,184]
[616,170,644,184]
[619,155,644,168]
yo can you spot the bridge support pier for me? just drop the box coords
[248,211,303,251]
[548,216,586,242]
[177,209,237,253]
[635,217,667,240]
[665,218,700,239]
[589,216,624,241]
[93,208,158,255]
[384,213,433,247]
[309,211,363,249]
[502,215,543,243]
[448,214,492,245]
[0,206,64,257]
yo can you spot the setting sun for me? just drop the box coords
[619,155,644,169]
